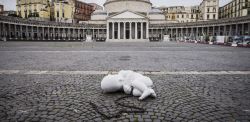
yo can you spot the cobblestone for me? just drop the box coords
[0,74,249,121]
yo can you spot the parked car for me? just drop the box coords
[232,36,243,47]
[243,36,250,47]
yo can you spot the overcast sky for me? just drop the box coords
[0,0,232,11]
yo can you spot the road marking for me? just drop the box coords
[0,50,200,53]
[0,70,250,75]
[0,50,249,53]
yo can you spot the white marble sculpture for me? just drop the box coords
[101,70,157,100]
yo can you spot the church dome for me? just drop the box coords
[104,0,152,14]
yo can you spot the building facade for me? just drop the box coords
[159,0,219,22]
[159,6,200,23]
[219,0,250,19]
[74,0,94,22]
[16,0,94,23]
[53,1,74,23]
[199,0,219,20]
[16,0,51,20]
[0,4,3,14]
[1,0,250,42]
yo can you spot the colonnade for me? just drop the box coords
[149,23,250,41]
[0,22,106,41]
[1,16,250,41]
[107,21,149,41]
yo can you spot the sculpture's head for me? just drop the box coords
[101,74,123,93]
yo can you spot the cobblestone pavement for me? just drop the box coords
[0,74,249,122]
[0,42,250,121]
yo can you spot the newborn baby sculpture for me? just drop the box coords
[101,70,156,100]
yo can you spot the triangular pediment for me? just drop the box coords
[109,11,146,19]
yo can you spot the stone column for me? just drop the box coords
[53,27,55,40]
[37,27,39,40]
[212,26,215,36]
[20,25,23,39]
[0,23,2,37]
[31,26,34,40]
[176,28,178,39]
[224,25,227,36]
[72,28,75,40]
[62,28,65,40]
[146,22,149,39]
[8,24,11,39]
[76,28,79,39]
[229,25,232,36]
[235,24,238,36]
[47,27,50,40]
[112,22,114,39]
[135,22,138,39]
[107,22,109,40]
[202,27,204,36]
[42,27,44,40]
[171,28,173,39]
[129,22,132,39]
[191,28,194,38]
[26,26,29,39]
[141,22,143,39]
[69,28,71,40]
[118,22,120,39]
[97,29,100,39]
[0,23,3,37]
[180,28,183,38]
[207,27,209,36]
[14,24,17,39]
[248,23,250,36]
[196,27,199,37]
[241,24,244,36]
[218,26,220,36]
[124,22,126,39]
[186,28,188,37]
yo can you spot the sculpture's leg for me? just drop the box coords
[131,80,148,92]
[131,80,153,100]
[133,89,142,97]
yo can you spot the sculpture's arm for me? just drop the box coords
[123,84,132,95]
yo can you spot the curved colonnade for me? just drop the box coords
[0,16,250,41]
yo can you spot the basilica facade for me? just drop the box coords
[89,0,165,42]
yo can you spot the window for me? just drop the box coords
[207,8,210,12]
[207,14,210,19]
[57,11,59,17]
[213,14,216,19]
[182,14,184,18]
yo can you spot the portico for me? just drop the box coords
[106,11,149,42]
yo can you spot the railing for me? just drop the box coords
[151,16,250,28]
[0,16,106,28]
